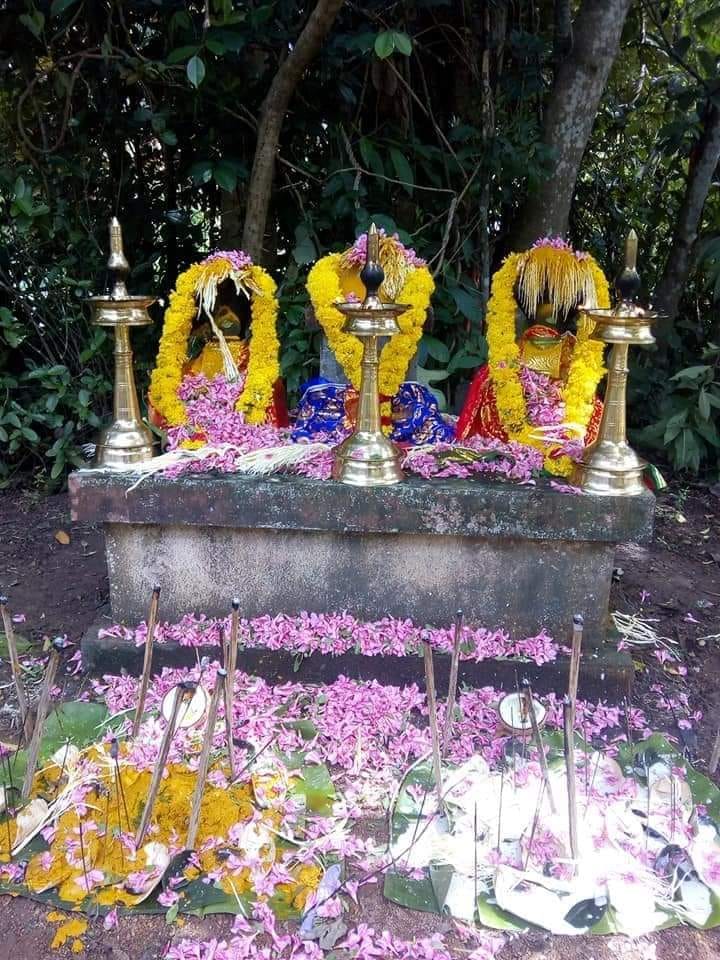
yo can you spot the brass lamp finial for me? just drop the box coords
[616,228,641,304]
[108,217,130,299]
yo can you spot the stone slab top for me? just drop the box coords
[69,468,654,543]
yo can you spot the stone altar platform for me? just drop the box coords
[70,470,654,669]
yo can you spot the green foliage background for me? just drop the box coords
[1,0,719,487]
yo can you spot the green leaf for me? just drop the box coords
[417,365,449,384]
[0,631,31,659]
[450,285,482,322]
[476,893,529,931]
[281,718,318,740]
[447,351,486,374]
[186,55,206,88]
[393,31,413,56]
[212,161,237,192]
[384,871,439,913]
[671,365,712,382]
[374,31,396,59]
[188,160,213,185]
[699,388,711,420]
[51,0,80,17]
[19,12,44,37]
[389,147,414,194]
[293,764,335,815]
[359,137,384,177]
[39,702,109,762]
[422,335,450,364]
[292,224,317,265]
[166,45,199,64]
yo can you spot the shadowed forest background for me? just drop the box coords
[1,0,719,487]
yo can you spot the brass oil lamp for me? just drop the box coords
[332,224,406,486]
[88,218,156,467]
[572,230,658,496]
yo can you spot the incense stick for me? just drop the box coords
[422,639,444,812]
[110,736,130,832]
[524,777,546,871]
[710,728,720,775]
[132,585,161,737]
[563,695,579,866]
[568,614,583,715]
[441,609,463,756]
[21,638,63,800]
[186,669,226,850]
[135,682,189,847]
[522,680,556,815]
[473,801,479,918]
[0,597,32,742]
[224,599,240,778]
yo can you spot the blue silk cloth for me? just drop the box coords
[291,378,454,445]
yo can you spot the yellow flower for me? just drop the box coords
[148,256,280,429]
[307,248,432,397]
[486,250,609,477]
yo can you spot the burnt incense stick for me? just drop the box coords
[524,777,546,871]
[496,759,504,855]
[422,639,444,812]
[224,599,240,778]
[135,682,191,847]
[231,734,277,784]
[186,669,226,851]
[441,609,463,756]
[21,638,63,800]
[78,816,90,894]
[568,614,583,714]
[563,695,579,865]
[403,781,430,870]
[623,697,634,754]
[110,737,130,832]
[0,596,32,742]
[473,801,479,914]
[132,585,161,737]
[709,728,720,775]
[522,680,556,815]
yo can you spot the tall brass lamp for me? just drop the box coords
[88,218,156,468]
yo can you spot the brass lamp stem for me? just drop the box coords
[600,342,629,444]
[112,325,143,424]
[358,337,382,435]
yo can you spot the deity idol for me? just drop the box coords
[148,250,288,434]
[456,238,611,477]
[298,230,454,445]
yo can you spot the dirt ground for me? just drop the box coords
[0,482,719,959]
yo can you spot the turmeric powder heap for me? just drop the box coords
[1,735,336,918]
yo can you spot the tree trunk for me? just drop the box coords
[241,0,344,262]
[509,0,632,250]
[653,104,720,345]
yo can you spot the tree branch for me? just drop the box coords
[654,104,720,349]
[241,0,345,261]
[509,0,633,248]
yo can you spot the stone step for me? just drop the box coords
[81,622,633,702]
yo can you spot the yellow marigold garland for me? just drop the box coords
[486,250,610,477]
[306,250,433,397]
[148,257,280,427]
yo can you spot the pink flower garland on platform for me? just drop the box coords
[99,611,559,666]
[159,372,581,487]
